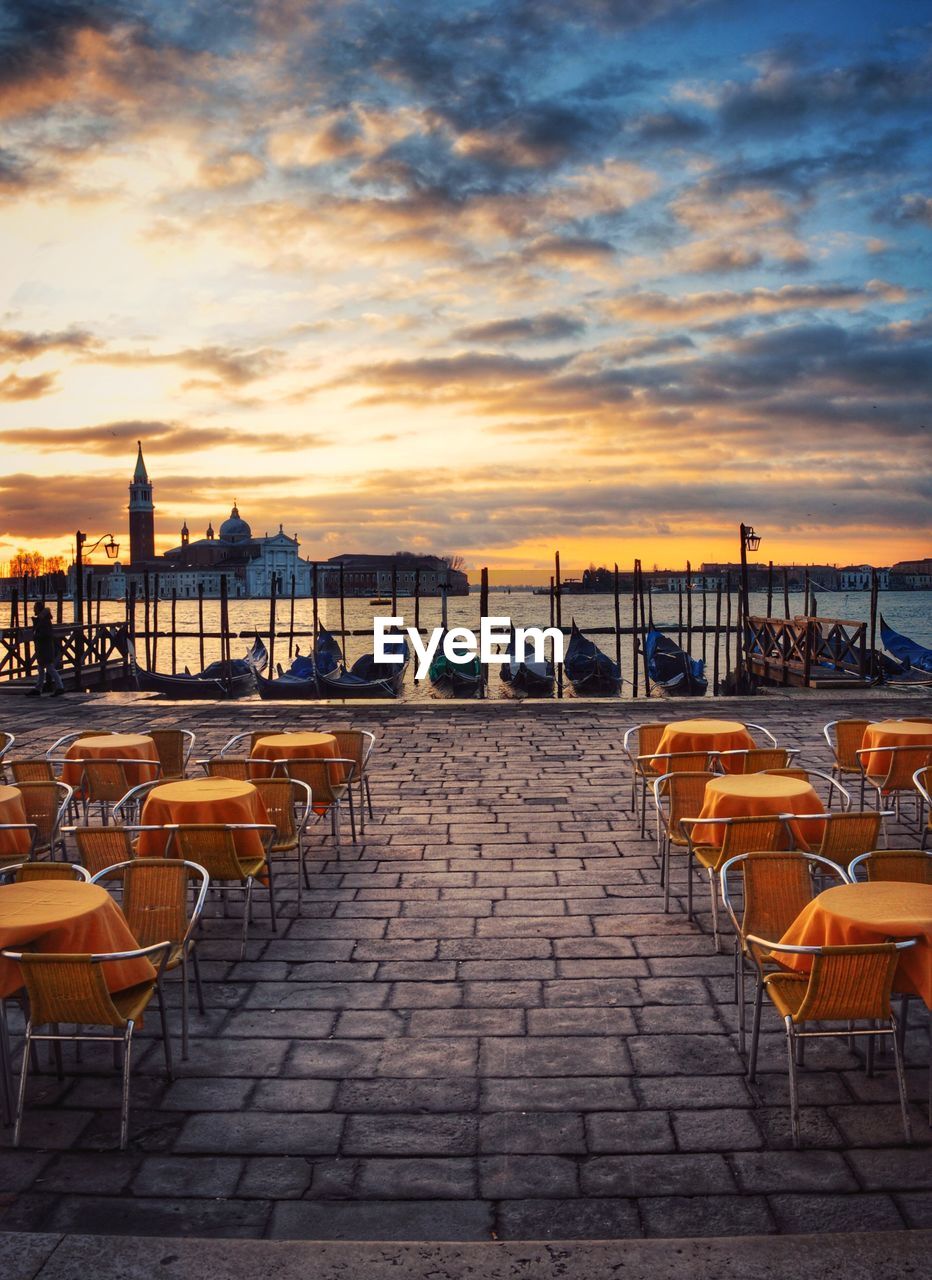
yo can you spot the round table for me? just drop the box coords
[0,784,31,859]
[697,774,825,851]
[654,719,755,774]
[250,732,338,780]
[861,720,932,779]
[777,881,932,1006]
[61,733,160,789]
[138,778,269,858]
[0,881,156,999]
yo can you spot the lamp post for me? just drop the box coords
[738,524,761,683]
[74,531,119,625]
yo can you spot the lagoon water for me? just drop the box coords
[86,588,932,700]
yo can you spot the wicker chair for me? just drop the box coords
[9,759,55,784]
[0,825,38,871]
[848,848,932,884]
[622,722,665,828]
[111,780,165,825]
[760,766,851,811]
[678,814,789,952]
[856,745,932,827]
[787,809,885,866]
[1,942,174,1149]
[716,747,798,773]
[744,723,778,747]
[720,850,849,1056]
[198,756,251,781]
[269,757,357,846]
[744,937,916,1147]
[823,719,870,806]
[79,759,161,825]
[252,778,314,906]
[0,731,13,782]
[65,825,173,876]
[651,771,716,905]
[220,729,291,758]
[92,859,208,1059]
[145,729,195,781]
[16,781,73,859]
[329,730,376,832]
[2,862,91,883]
[167,823,275,959]
[914,767,932,849]
[634,751,714,839]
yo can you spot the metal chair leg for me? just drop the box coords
[748,978,764,1083]
[119,1025,134,1151]
[12,1023,34,1147]
[786,1019,802,1149]
[709,870,721,953]
[155,983,174,1081]
[890,1015,912,1145]
[365,776,373,821]
[347,788,357,843]
[736,944,746,1057]
[241,879,253,959]
[267,864,278,933]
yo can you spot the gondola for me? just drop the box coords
[880,616,932,675]
[317,634,410,699]
[255,627,343,700]
[564,621,621,695]
[133,635,267,699]
[644,628,707,696]
[428,633,483,696]
[500,630,554,696]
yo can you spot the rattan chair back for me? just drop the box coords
[117,860,198,948]
[13,952,145,1028]
[10,759,55,783]
[16,780,71,852]
[719,815,786,858]
[659,771,715,842]
[147,729,194,780]
[728,748,794,773]
[795,944,902,1023]
[252,779,299,849]
[854,848,932,885]
[815,811,883,861]
[172,824,257,880]
[329,730,375,775]
[204,756,250,781]
[861,744,932,790]
[736,851,824,943]
[72,826,136,877]
[273,757,354,807]
[824,719,869,771]
[10,862,91,883]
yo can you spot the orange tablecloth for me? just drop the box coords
[696,774,825,851]
[861,720,932,779]
[138,777,269,858]
[0,784,31,859]
[654,719,755,774]
[250,732,338,780]
[778,882,932,1007]
[0,881,156,999]
[61,733,160,789]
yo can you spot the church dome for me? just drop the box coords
[219,503,252,543]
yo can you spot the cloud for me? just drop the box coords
[93,343,280,386]
[605,280,909,325]
[0,371,58,400]
[885,192,932,228]
[0,327,97,362]
[455,312,585,343]
[0,419,323,455]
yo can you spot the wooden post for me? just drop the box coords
[637,560,651,696]
[804,569,811,619]
[549,577,555,628]
[95,578,102,628]
[312,563,319,645]
[554,550,563,698]
[677,581,683,646]
[219,575,232,695]
[479,566,489,698]
[197,582,205,671]
[613,562,622,682]
[713,582,722,694]
[339,562,346,648]
[128,582,137,661]
[268,571,277,673]
[738,524,751,685]
[783,567,790,620]
[724,572,732,681]
[766,560,774,620]
[414,568,421,635]
[288,573,296,659]
[97,579,108,687]
[142,570,151,669]
[631,565,639,698]
[868,568,878,679]
[803,617,813,688]
[152,574,160,672]
[171,589,177,674]
[701,589,707,666]
[56,588,63,625]
[391,562,397,616]
[685,560,692,658]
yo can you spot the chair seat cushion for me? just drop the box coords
[763,971,809,1020]
[111,979,158,1025]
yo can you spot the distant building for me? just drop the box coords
[319,553,468,597]
[889,558,932,590]
[838,565,890,590]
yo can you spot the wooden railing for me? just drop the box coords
[746,616,868,686]
[0,622,131,689]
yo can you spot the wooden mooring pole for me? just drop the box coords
[554,550,563,699]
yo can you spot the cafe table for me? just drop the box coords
[654,719,755,774]
[777,881,932,1007]
[696,773,825,850]
[860,720,932,779]
[0,784,32,860]
[61,733,160,789]
[137,777,269,858]
[0,880,155,999]
[249,731,339,780]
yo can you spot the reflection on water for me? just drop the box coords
[90,589,931,700]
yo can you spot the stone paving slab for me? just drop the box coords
[4,1230,932,1280]
[0,688,930,1241]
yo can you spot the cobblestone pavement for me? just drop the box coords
[0,689,930,1240]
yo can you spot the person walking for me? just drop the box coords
[29,600,65,697]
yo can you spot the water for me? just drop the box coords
[86,589,931,700]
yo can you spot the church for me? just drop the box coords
[76,444,467,600]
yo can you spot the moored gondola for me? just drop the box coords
[428,633,482,696]
[500,629,554,696]
[880,615,932,675]
[317,634,410,699]
[564,621,621,695]
[134,635,267,698]
[644,628,707,696]
[255,627,343,700]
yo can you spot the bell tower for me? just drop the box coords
[128,441,155,565]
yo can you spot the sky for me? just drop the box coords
[0,0,930,577]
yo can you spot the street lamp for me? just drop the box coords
[74,531,119,625]
[738,523,761,684]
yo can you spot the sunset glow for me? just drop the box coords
[1,1,930,574]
